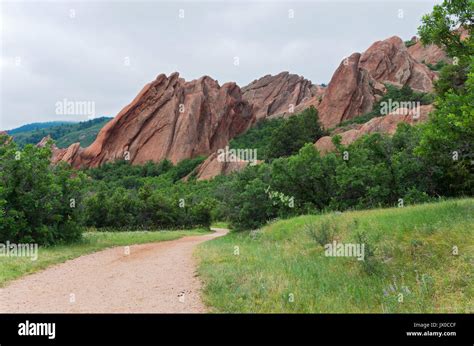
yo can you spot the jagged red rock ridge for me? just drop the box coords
[318,36,437,128]
[49,71,323,168]
[43,34,445,178]
[242,71,325,120]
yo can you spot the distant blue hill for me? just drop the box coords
[7,117,113,148]
[7,121,76,135]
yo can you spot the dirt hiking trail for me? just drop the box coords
[0,228,228,313]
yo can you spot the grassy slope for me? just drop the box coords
[0,229,208,286]
[197,199,473,313]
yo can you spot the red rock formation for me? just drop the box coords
[242,71,325,120]
[53,72,325,169]
[59,73,255,168]
[318,36,436,128]
[189,152,251,181]
[315,105,433,154]
[360,36,436,91]
[52,143,83,165]
[407,36,449,65]
[37,136,83,165]
[0,131,11,144]
[317,53,384,129]
[36,135,53,148]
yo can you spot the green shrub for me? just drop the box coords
[0,137,84,245]
[230,106,326,161]
[354,231,380,275]
[404,39,416,48]
[265,107,326,160]
[426,60,447,71]
[305,218,337,247]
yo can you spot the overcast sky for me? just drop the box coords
[0,0,440,130]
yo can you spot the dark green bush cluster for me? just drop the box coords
[82,184,211,230]
[0,138,85,245]
[404,39,417,48]
[229,107,326,161]
[81,156,210,229]
[220,104,473,230]
[425,60,447,71]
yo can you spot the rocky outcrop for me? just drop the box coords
[189,152,251,181]
[36,135,53,148]
[315,105,433,154]
[37,136,83,165]
[52,143,83,165]
[318,36,437,128]
[317,53,384,129]
[0,131,11,144]
[58,73,255,168]
[407,36,449,65]
[360,36,437,91]
[242,72,325,120]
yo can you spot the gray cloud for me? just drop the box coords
[0,0,440,130]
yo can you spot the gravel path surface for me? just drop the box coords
[0,228,228,313]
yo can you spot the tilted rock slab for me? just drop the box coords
[53,73,255,168]
[318,36,437,129]
[187,152,252,181]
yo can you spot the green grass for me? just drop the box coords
[0,228,209,286]
[211,222,230,229]
[197,199,474,313]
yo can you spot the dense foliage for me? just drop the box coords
[0,137,85,245]
[419,0,473,97]
[229,107,326,161]
[81,156,209,229]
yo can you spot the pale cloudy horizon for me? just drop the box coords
[0,0,440,130]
